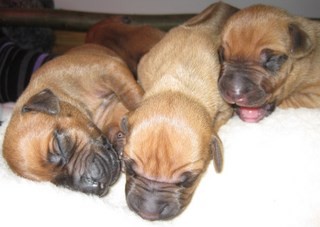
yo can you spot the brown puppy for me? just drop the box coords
[218,4,320,122]
[85,16,165,148]
[3,43,143,196]
[85,16,165,77]
[121,2,237,221]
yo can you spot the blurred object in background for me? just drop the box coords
[0,0,55,52]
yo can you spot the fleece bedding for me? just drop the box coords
[0,103,320,227]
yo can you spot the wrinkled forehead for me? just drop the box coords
[125,116,207,181]
[222,14,290,60]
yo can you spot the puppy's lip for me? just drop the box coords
[236,106,266,123]
[138,211,160,221]
[98,184,110,197]
[234,103,275,123]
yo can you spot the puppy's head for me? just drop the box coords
[121,95,223,220]
[3,89,121,196]
[218,5,315,122]
[85,16,165,77]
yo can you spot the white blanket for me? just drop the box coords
[1,103,320,227]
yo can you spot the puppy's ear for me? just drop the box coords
[210,134,224,173]
[289,23,314,58]
[22,89,60,115]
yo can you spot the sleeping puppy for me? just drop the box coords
[2,43,143,196]
[121,2,237,220]
[85,16,165,77]
[3,16,165,196]
[218,4,320,122]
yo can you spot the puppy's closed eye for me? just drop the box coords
[48,130,75,166]
[177,171,201,188]
[260,49,288,73]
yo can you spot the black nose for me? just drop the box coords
[74,135,121,196]
[76,155,111,196]
[220,73,256,97]
[53,135,121,196]
[78,145,121,196]
[219,71,268,106]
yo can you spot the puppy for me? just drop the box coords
[121,2,237,220]
[3,43,143,196]
[85,16,165,77]
[218,4,320,122]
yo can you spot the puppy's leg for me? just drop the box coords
[102,64,144,110]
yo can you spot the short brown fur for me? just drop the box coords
[122,2,237,221]
[3,44,142,195]
[86,16,165,77]
[218,4,320,122]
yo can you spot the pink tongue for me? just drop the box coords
[238,107,265,123]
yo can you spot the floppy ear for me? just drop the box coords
[210,134,224,173]
[22,89,60,115]
[288,23,314,58]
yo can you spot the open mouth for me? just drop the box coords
[234,103,276,123]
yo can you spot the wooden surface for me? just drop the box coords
[0,8,192,31]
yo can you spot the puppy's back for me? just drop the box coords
[138,2,238,118]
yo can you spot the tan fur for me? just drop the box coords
[3,43,143,183]
[122,2,237,220]
[221,4,320,109]
[85,16,165,77]
[3,17,165,190]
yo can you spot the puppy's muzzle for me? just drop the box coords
[218,63,276,122]
[125,176,188,221]
[54,136,121,197]
[218,65,272,107]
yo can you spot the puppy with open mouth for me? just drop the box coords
[121,2,237,221]
[218,4,320,123]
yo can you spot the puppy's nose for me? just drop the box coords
[76,147,120,197]
[139,203,170,221]
[127,195,179,221]
[225,89,247,105]
[219,73,256,104]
